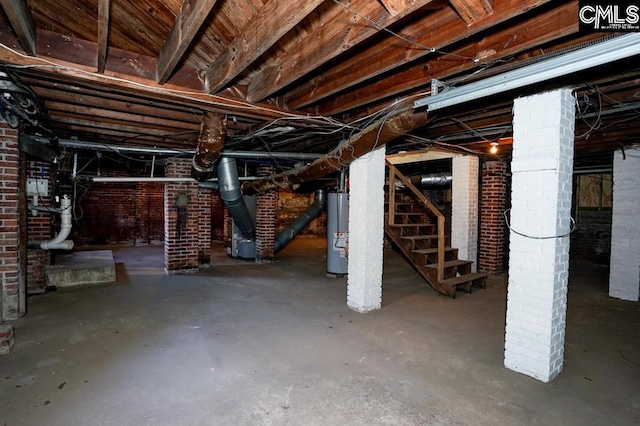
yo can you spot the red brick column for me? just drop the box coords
[0,120,23,321]
[164,159,199,273]
[255,164,276,263]
[196,187,212,264]
[479,160,508,274]
[26,161,53,294]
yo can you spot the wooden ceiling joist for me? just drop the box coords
[156,0,220,84]
[245,0,435,103]
[379,0,416,17]
[317,1,579,115]
[204,0,325,94]
[0,0,37,56]
[0,43,301,123]
[97,0,111,73]
[285,0,554,111]
[448,0,494,25]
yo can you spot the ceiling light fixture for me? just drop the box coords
[489,141,499,154]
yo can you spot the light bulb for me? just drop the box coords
[489,142,498,154]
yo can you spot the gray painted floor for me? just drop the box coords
[1,238,639,425]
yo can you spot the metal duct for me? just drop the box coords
[216,157,255,239]
[410,173,452,187]
[274,189,326,253]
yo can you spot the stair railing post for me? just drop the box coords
[437,216,445,283]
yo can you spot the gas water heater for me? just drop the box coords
[326,192,348,275]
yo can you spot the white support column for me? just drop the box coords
[347,146,386,312]
[452,155,479,271]
[609,147,640,301]
[505,89,575,382]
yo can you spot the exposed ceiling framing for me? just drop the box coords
[0,0,637,170]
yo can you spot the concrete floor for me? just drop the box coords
[1,238,639,425]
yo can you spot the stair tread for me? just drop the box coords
[425,259,472,269]
[440,272,488,287]
[412,247,455,254]
[389,223,434,228]
[400,234,438,241]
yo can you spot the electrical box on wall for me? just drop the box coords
[26,178,49,196]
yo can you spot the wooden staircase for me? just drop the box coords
[385,161,487,298]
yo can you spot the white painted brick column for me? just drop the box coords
[452,155,479,271]
[609,146,640,301]
[347,146,386,312]
[505,89,575,382]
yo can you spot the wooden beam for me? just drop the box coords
[315,0,578,115]
[386,147,459,164]
[44,101,199,131]
[157,0,220,84]
[379,0,415,16]
[448,0,493,25]
[97,0,111,73]
[0,42,299,123]
[204,0,324,94]
[245,0,435,102]
[0,0,37,55]
[285,0,555,110]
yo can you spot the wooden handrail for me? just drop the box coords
[386,160,445,282]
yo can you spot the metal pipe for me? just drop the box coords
[216,157,255,239]
[274,189,326,253]
[29,195,74,250]
[91,176,260,183]
[410,173,452,187]
[32,137,322,160]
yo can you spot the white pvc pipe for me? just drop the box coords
[34,196,74,250]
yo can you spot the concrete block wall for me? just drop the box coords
[609,147,640,301]
[0,121,22,323]
[452,155,479,271]
[505,89,575,382]
[164,159,199,273]
[256,164,276,262]
[479,161,508,274]
[347,147,385,312]
[26,161,52,294]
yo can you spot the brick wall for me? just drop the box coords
[505,89,575,382]
[73,182,164,246]
[609,148,640,301]
[164,159,199,272]
[0,121,22,322]
[26,161,53,293]
[212,192,225,241]
[452,155,479,271]
[255,164,276,262]
[134,182,164,245]
[276,192,327,237]
[479,161,508,274]
[196,188,212,264]
[347,146,386,312]
[0,322,14,355]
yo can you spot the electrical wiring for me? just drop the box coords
[330,0,479,63]
[504,209,576,239]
